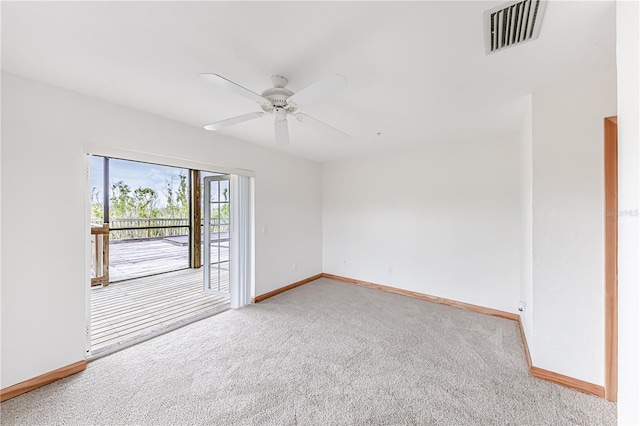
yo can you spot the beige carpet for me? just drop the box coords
[1,278,616,425]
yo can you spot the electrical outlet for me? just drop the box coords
[292,262,297,271]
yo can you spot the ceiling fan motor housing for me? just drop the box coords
[260,87,297,114]
[260,76,297,114]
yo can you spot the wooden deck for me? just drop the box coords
[110,238,229,282]
[91,268,229,355]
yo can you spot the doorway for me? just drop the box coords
[86,153,252,357]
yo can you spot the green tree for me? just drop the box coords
[110,180,134,218]
[163,172,189,218]
[110,181,159,218]
[91,187,104,220]
[220,187,229,218]
[164,178,176,215]
[133,187,158,218]
[176,173,188,216]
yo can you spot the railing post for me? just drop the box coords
[90,223,110,287]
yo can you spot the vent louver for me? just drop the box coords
[484,0,547,54]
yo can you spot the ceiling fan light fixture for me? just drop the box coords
[274,107,288,122]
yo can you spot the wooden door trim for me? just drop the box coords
[604,116,618,402]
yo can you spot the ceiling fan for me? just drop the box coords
[199,73,350,145]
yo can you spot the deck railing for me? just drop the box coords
[91,224,109,286]
[91,217,230,241]
[109,218,190,241]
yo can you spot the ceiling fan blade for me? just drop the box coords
[204,112,264,131]
[199,73,270,106]
[295,113,350,140]
[274,118,290,145]
[287,74,348,106]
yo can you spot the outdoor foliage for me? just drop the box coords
[91,171,230,241]
[91,172,190,220]
[214,187,230,219]
[165,173,189,218]
[91,173,231,219]
[111,181,159,218]
[91,187,104,220]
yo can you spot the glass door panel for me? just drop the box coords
[203,175,230,297]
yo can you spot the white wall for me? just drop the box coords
[616,0,640,422]
[530,69,617,385]
[519,95,534,342]
[323,134,521,314]
[323,64,618,390]
[0,72,323,389]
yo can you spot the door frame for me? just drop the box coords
[604,116,618,402]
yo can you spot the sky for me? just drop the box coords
[90,156,187,207]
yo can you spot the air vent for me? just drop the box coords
[484,0,547,54]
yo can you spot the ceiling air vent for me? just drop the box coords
[484,0,547,54]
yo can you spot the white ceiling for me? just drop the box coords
[1,1,616,162]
